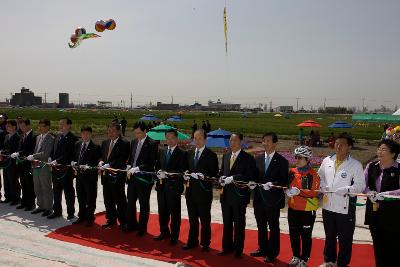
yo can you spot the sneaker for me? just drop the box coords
[318,262,337,267]
[297,260,308,267]
[288,256,301,267]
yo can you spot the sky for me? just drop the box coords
[1,0,400,110]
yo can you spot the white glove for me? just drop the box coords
[286,187,301,197]
[262,182,273,191]
[98,161,104,167]
[248,181,257,190]
[126,165,131,171]
[101,163,110,170]
[128,166,140,175]
[27,155,34,161]
[376,191,390,201]
[196,173,205,180]
[11,152,19,159]
[157,170,167,180]
[320,186,331,193]
[190,173,199,179]
[70,161,77,167]
[224,176,234,185]
[334,186,351,195]
[219,176,227,186]
[49,160,57,166]
[368,191,378,203]
[79,164,90,170]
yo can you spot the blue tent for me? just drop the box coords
[140,114,159,121]
[207,128,232,138]
[206,137,230,148]
[328,121,353,128]
[166,115,183,122]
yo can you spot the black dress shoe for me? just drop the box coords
[72,218,85,224]
[217,250,233,256]
[16,205,25,209]
[201,246,210,252]
[250,250,266,257]
[10,201,20,206]
[67,214,75,220]
[31,208,44,214]
[102,221,116,228]
[182,244,199,250]
[41,210,52,217]
[121,224,136,232]
[264,256,276,263]
[170,238,178,245]
[47,212,62,219]
[136,230,146,237]
[24,206,35,211]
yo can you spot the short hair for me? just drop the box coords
[108,122,121,131]
[81,125,93,133]
[194,129,207,139]
[231,132,243,141]
[263,132,278,143]
[165,128,178,137]
[6,119,17,127]
[378,139,400,160]
[133,121,147,132]
[60,117,72,125]
[19,118,31,126]
[39,118,51,127]
[337,132,354,147]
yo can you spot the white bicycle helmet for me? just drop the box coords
[294,146,312,158]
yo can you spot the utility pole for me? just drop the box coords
[296,97,301,111]
[44,92,47,104]
[130,92,133,110]
[323,97,326,109]
[269,100,272,112]
[362,98,366,112]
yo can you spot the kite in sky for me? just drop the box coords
[223,7,228,55]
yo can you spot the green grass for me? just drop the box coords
[0,108,385,140]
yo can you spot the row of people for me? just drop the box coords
[0,117,399,267]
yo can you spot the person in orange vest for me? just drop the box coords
[286,146,320,267]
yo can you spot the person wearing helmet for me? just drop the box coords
[286,146,320,267]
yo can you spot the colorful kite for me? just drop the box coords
[223,7,228,55]
[95,19,117,32]
[68,27,100,49]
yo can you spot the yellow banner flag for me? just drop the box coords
[223,7,228,55]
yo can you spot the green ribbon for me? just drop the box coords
[134,174,154,185]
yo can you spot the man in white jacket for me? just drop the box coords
[318,133,365,267]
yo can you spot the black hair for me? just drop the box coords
[194,129,207,139]
[19,118,31,126]
[39,118,51,127]
[231,132,244,141]
[81,125,93,133]
[165,128,178,137]
[262,132,278,143]
[133,121,147,131]
[378,139,400,160]
[6,119,17,127]
[337,132,354,147]
[108,122,121,131]
[60,117,72,125]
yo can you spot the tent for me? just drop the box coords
[393,109,400,116]
[328,121,353,128]
[206,128,232,148]
[352,114,400,123]
[166,115,183,122]
[147,124,189,140]
[296,120,322,128]
[140,114,159,121]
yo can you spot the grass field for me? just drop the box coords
[0,108,385,141]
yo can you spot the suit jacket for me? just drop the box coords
[18,130,37,170]
[185,147,219,203]
[53,131,78,165]
[254,152,289,209]
[1,133,20,167]
[219,149,257,205]
[155,146,187,193]
[33,133,54,163]
[74,140,101,179]
[128,136,158,175]
[101,137,130,170]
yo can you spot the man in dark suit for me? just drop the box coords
[0,114,6,202]
[0,120,21,205]
[99,122,130,228]
[218,133,257,258]
[251,132,289,263]
[12,118,36,210]
[71,126,101,226]
[154,129,187,245]
[48,117,78,219]
[183,129,219,252]
[125,121,158,236]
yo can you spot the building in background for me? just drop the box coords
[58,93,69,108]
[10,87,42,107]
[207,99,240,111]
[276,105,294,113]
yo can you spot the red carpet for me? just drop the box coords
[47,212,374,267]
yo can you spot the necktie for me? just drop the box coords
[194,150,200,167]
[265,154,270,174]
[78,142,87,165]
[107,140,114,160]
[35,135,43,153]
[166,149,172,163]
[230,153,236,170]
[133,140,143,167]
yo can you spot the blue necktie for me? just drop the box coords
[166,149,172,163]
[194,150,200,167]
[265,154,270,174]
